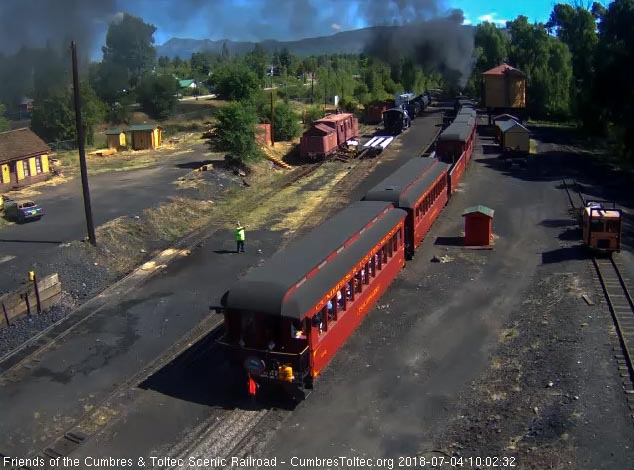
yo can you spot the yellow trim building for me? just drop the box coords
[105,128,127,150]
[0,128,51,189]
[127,124,162,150]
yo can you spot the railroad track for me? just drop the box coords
[561,175,634,417]
[593,257,634,405]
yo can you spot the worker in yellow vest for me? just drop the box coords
[235,222,246,253]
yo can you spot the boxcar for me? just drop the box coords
[363,158,449,258]
[217,201,407,399]
[300,123,338,160]
[314,113,359,147]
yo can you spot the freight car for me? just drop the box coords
[216,101,478,399]
[300,113,359,160]
[383,108,411,134]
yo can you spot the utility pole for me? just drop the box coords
[71,41,96,246]
[311,74,314,104]
[270,91,275,148]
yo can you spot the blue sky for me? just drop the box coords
[111,0,612,45]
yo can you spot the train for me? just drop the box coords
[581,201,622,253]
[216,99,477,400]
[383,92,433,134]
[300,112,359,160]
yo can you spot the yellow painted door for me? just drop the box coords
[1,164,9,183]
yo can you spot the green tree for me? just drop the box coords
[212,62,261,101]
[30,92,76,143]
[30,83,105,144]
[507,16,573,118]
[137,74,179,119]
[595,0,634,160]
[101,13,157,89]
[304,106,323,127]
[272,102,301,141]
[547,3,601,127]
[245,44,268,82]
[80,83,106,145]
[214,101,261,162]
[0,103,9,132]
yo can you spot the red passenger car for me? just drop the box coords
[363,158,449,258]
[217,201,407,399]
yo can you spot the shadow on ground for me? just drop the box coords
[139,330,299,411]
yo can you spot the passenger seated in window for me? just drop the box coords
[290,320,304,339]
[312,312,323,333]
[336,290,343,306]
[346,282,352,299]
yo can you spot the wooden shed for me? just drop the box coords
[127,124,162,150]
[497,120,530,153]
[0,128,51,190]
[482,64,526,109]
[105,128,127,150]
[463,205,494,246]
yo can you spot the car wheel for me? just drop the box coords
[17,215,25,224]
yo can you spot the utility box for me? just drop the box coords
[462,205,494,246]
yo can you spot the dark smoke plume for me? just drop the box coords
[362,2,475,87]
[0,0,118,55]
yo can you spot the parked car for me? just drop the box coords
[2,197,44,223]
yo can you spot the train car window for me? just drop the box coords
[364,263,370,284]
[606,220,620,233]
[339,287,347,312]
[355,271,363,293]
[382,245,388,262]
[590,220,603,232]
[375,252,382,271]
[392,234,398,252]
[397,229,402,246]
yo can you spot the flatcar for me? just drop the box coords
[363,158,449,258]
[582,201,622,253]
[217,201,407,399]
[383,108,411,134]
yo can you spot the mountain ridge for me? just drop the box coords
[156,26,388,58]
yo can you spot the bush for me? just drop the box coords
[304,106,323,128]
[273,102,301,141]
[214,101,262,163]
[137,74,179,119]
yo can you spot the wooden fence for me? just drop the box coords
[0,273,62,327]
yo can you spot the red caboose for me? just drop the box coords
[217,201,407,399]
[300,113,359,160]
[363,157,449,258]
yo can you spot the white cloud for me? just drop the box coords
[462,16,472,25]
[331,23,342,31]
[478,13,508,26]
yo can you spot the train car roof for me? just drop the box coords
[305,123,335,136]
[363,158,449,209]
[383,108,405,116]
[315,113,354,123]
[457,108,477,117]
[584,206,621,218]
[438,122,471,142]
[222,202,406,319]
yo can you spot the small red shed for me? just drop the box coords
[462,205,494,246]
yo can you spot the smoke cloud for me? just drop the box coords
[362,2,475,87]
[0,0,118,55]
